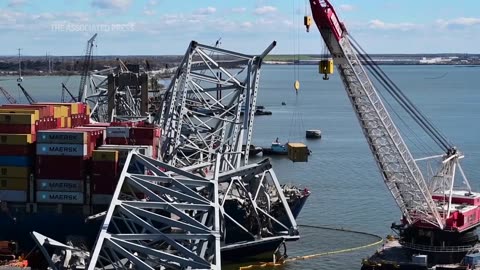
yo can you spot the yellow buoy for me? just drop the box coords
[304,16,312,32]
[294,80,300,91]
[319,59,334,80]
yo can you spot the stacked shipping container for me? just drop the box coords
[0,105,160,208]
[0,108,41,202]
[0,103,91,204]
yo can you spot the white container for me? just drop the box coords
[36,143,88,157]
[92,194,113,205]
[0,190,27,202]
[412,254,427,266]
[106,127,130,138]
[36,191,84,204]
[36,179,84,192]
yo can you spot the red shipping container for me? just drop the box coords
[106,137,129,145]
[0,124,36,134]
[91,160,118,177]
[0,144,35,156]
[36,155,88,180]
[91,174,117,194]
[129,127,159,140]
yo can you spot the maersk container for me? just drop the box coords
[36,179,84,192]
[0,178,28,190]
[37,130,88,144]
[36,143,87,157]
[0,190,27,202]
[106,126,130,138]
[36,191,84,204]
[0,156,32,167]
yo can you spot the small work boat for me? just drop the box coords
[242,144,263,156]
[262,141,288,155]
[306,129,321,139]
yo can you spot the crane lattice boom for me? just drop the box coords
[78,33,97,102]
[0,86,17,104]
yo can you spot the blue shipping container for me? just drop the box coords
[0,155,32,167]
[37,131,87,144]
[36,143,87,157]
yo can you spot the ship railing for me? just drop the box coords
[400,241,474,253]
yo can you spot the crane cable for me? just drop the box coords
[289,0,309,142]
[238,224,384,270]
[348,36,452,152]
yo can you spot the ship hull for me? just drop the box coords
[0,192,309,263]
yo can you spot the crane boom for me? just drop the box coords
[308,0,444,228]
[78,33,97,102]
[0,86,17,104]
[17,83,36,104]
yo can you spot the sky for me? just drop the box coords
[1,0,479,56]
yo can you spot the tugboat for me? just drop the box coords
[262,138,289,155]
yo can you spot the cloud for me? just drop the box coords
[195,7,216,15]
[368,19,418,31]
[339,4,354,11]
[232,7,247,13]
[241,21,253,28]
[143,9,155,16]
[7,0,27,8]
[91,0,132,10]
[436,17,480,29]
[254,6,277,15]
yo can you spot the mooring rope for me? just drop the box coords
[238,224,384,269]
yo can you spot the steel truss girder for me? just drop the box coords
[87,151,221,270]
[157,40,276,170]
[320,28,443,228]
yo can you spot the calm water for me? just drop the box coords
[1,65,479,269]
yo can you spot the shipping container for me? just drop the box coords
[0,109,40,120]
[0,156,32,167]
[0,134,34,145]
[0,145,34,156]
[287,143,309,162]
[92,150,118,162]
[0,166,30,178]
[0,190,27,202]
[91,194,112,204]
[91,160,119,177]
[106,126,130,138]
[36,179,84,192]
[0,124,36,134]
[1,104,54,118]
[36,143,88,157]
[37,130,88,144]
[36,191,84,204]
[129,127,161,140]
[91,175,116,194]
[105,137,129,145]
[0,178,28,190]
[0,113,36,125]
[36,156,87,180]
